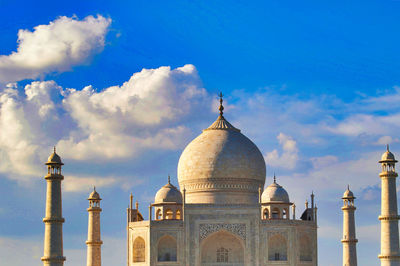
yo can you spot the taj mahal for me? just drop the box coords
[40,96,400,266]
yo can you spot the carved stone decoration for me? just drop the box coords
[199,223,246,241]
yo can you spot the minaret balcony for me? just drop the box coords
[44,173,64,180]
[341,239,358,243]
[42,217,65,223]
[378,215,400,221]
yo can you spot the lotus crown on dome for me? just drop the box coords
[154,180,182,204]
[261,180,290,203]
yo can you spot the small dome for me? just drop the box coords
[88,188,101,200]
[379,145,397,163]
[262,179,290,203]
[46,147,63,165]
[380,151,396,162]
[154,179,182,204]
[342,186,355,199]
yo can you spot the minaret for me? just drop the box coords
[342,186,358,266]
[379,146,400,265]
[41,147,66,266]
[86,187,103,266]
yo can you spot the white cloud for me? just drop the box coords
[64,176,117,192]
[310,155,338,169]
[0,15,111,83]
[265,133,299,170]
[0,64,210,182]
[64,174,145,192]
[375,135,399,145]
[58,64,208,160]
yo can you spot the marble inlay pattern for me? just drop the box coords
[199,223,246,241]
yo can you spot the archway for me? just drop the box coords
[263,208,269,219]
[200,230,244,265]
[272,208,280,219]
[268,234,287,261]
[156,209,162,220]
[132,237,145,262]
[165,209,173,219]
[157,235,177,261]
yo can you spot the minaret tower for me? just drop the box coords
[342,185,358,266]
[379,146,400,265]
[41,147,66,266]
[86,187,103,266]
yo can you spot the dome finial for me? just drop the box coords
[93,186,96,192]
[168,174,171,184]
[387,144,390,152]
[273,173,276,183]
[53,146,56,153]
[218,92,224,117]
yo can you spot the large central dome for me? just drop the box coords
[177,103,266,204]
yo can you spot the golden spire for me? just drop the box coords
[218,92,224,117]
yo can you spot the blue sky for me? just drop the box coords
[0,0,400,265]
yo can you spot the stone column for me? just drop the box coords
[342,186,358,266]
[86,188,103,266]
[379,147,400,266]
[41,148,66,266]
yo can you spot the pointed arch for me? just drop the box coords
[165,209,173,219]
[268,234,287,261]
[132,236,145,262]
[200,230,244,264]
[156,209,162,220]
[157,235,177,261]
[272,207,280,219]
[263,208,269,219]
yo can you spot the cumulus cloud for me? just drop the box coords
[0,64,210,184]
[58,64,208,160]
[265,133,299,169]
[0,15,111,83]
[375,135,399,145]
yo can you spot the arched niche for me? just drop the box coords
[272,207,280,219]
[282,208,289,219]
[132,236,145,262]
[268,234,287,261]
[200,230,244,264]
[157,235,177,262]
[263,208,269,219]
[156,209,162,220]
[299,233,312,261]
[165,209,173,219]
